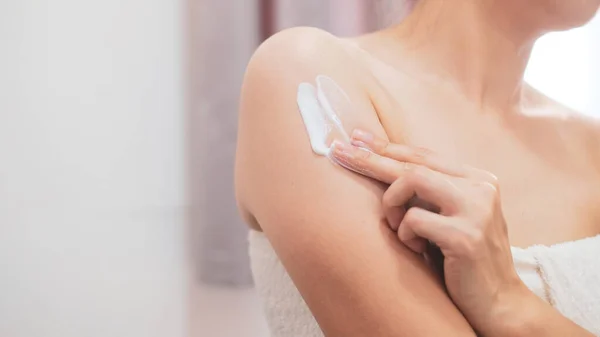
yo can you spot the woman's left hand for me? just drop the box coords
[330,130,532,335]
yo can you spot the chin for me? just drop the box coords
[543,1,600,31]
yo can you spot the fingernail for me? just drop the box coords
[351,129,374,145]
[331,140,353,158]
[350,140,370,150]
[330,141,365,173]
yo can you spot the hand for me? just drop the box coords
[330,130,531,335]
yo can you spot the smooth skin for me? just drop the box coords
[235,0,600,335]
[331,130,594,336]
[237,28,478,336]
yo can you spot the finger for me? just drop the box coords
[384,203,406,232]
[351,129,489,180]
[382,165,463,215]
[330,141,406,184]
[350,129,467,177]
[398,207,453,253]
[404,237,429,255]
[385,196,439,232]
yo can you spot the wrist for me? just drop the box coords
[479,280,543,337]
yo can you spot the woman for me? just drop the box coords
[235,0,600,336]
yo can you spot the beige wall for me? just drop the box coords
[0,1,188,336]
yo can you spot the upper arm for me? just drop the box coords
[235,27,475,336]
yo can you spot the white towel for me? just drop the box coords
[250,230,600,336]
[528,235,600,335]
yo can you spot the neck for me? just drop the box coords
[386,0,542,110]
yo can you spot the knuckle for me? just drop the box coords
[402,162,417,174]
[411,146,435,161]
[470,167,500,186]
[484,174,500,193]
[405,164,425,181]
[355,147,372,161]
[403,146,436,165]
[479,169,500,189]
[487,173,500,187]
[403,207,422,225]
[477,181,500,204]
[454,227,484,257]
[379,140,392,156]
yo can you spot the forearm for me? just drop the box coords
[485,287,593,337]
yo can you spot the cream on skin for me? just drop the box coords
[296,75,352,157]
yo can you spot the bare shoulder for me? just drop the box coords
[551,99,600,149]
[235,27,384,220]
[574,111,600,169]
[241,26,373,92]
[234,27,474,336]
[526,85,600,136]
[245,27,364,75]
[540,91,600,169]
[576,111,600,135]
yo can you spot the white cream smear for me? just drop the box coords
[296,75,352,157]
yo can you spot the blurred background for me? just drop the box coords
[0,1,598,337]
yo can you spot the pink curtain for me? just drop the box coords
[193,0,376,286]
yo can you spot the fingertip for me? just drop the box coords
[330,140,352,157]
[403,238,428,255]
[350,139,371,151]
[329,141,366,174]
[385,206,406,231]
[351,129,374,142]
